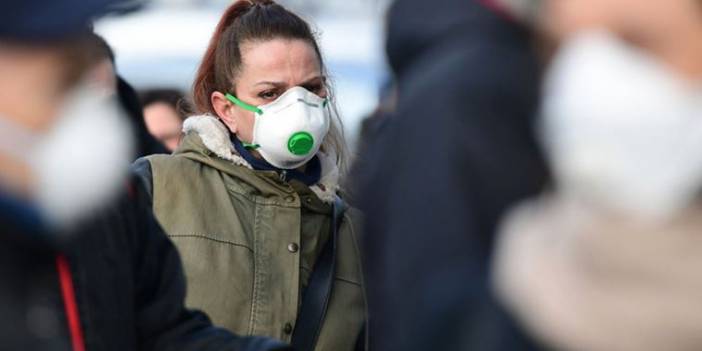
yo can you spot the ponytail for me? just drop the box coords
[192,1,256,113]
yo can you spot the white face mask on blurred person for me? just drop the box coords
[541,30,702,219]
[0,80,134,230]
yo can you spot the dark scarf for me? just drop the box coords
[231,136,321,186]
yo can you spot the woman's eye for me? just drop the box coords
[259,91,278,100]
[305,84,325,96]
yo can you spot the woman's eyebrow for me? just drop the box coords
[254,76,325,88]
[254,81,286,87]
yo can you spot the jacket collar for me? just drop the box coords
[180,115,340,203]
[231,136,322,186]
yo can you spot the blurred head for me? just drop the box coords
[0,37,94,135]
[538,1,702,218]
[193,0,348,171]
[0,33,133,228]
[0,39,77,200]
[140,89,185,151]
[0,1,135,229]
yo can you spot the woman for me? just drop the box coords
[133,1,366,350]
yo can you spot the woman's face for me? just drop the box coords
[212,38,326,144]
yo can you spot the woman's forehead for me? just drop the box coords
[239,38,321,83]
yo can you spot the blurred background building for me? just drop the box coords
[95,0,392,149]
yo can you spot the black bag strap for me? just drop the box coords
[291,196,346,351]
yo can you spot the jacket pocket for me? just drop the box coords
[169,234,255,336]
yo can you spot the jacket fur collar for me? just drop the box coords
[182,115,340,203]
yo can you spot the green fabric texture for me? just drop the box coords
[144,131,366,350]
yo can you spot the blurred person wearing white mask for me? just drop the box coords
[491,1,702,351]
[0,1,290,350]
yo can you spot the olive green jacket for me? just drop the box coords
[134,115,366,351]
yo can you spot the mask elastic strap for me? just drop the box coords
[225,93,263,115]
[225,93,261,149]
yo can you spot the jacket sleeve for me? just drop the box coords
[127,177,290,351]
[131,157,154,201]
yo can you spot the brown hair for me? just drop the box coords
[193,0,322,114]
[192,0,350,172]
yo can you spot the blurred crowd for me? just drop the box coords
[1,0,701,350]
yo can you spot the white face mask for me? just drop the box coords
[0,80,134,230]
[226,86,331,169]
[541,30,702,219]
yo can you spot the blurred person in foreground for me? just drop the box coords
[354,0,550,349]
[492,1,702,351]
[132,1,366,350]
[0,1,289,350]
[140,89,187,152]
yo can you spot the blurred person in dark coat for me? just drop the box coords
[354,0,550,350]
[0,1,289,350]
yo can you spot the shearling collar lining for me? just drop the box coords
[182,115,340,203]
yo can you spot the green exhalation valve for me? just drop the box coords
[288,132,314,155]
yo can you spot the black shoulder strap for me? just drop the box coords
[291,196,346,351]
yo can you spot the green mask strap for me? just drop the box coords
[225,93,261,149]
[242,141,260,149]
[225,93,263,115]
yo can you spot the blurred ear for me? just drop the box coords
[211,91,238,133]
